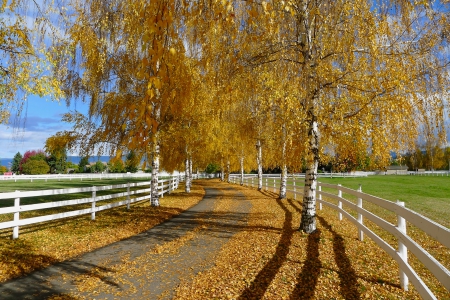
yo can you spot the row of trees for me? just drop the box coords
[5,150,141,175]
[402,146,450,171]
[3,1,450,233]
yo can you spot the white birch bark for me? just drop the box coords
[189,157,193,184]
[298,3,319,233]
[150,63,161,207]
[240,156,244,186]
[256,139,263,191]
[280,165,288,199]
[226,159,230,183]
[185,157,190,193]
[220,158,224,181]
[279,124,287,199]
[300,111,319,233]
[151,138,160,207]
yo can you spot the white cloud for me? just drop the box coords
[0,113,75,158]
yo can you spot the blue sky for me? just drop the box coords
[0,96,88,159]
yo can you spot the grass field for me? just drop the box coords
[257,175,450,229]
[0,177,152,193]
[318,175,450,229]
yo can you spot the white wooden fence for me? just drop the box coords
[1,172,154,182]
[0,176,181,239]
[230,174,450,300]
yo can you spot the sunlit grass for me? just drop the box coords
[247,175,450,228]
[0,177,152,193]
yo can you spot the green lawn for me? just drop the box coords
[317,175,450,228]
[280,175,450,228]
[0,177,152,193]
[249,175,450,228]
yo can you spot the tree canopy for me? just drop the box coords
[0,0,65,124]
[34,0,450,228]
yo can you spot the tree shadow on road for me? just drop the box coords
[317,215,361,299]
[286,199,322,300]
[238,193,294,300]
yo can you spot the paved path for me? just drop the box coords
[0,185,252,299]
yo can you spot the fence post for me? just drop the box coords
[12,191,20,239]
[318,185,322,210]
[251,177,254,188]
[317,184,322,210]
[127,182,131,210]
[397,200,409,291]
[265,177,268,191]
[293,176,296,200]
[338,184,342,221]
[160,181,164,198]
[273,178,276,193]
[357,184,364,241]
[91,186,96,220]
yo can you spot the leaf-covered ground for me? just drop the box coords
[174,184,449,299]
[1,179,449,299]
[0,182,205,283]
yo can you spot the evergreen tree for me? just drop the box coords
[11,152,22,174]
[78,156,89,173]
[47,148,68,174]
[125,151,139,173]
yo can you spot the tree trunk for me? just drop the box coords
[300,112,319,233]
[220,158,224,181]
[240,156,244,185]
[279,124,287,199]
[256,139,263,191]
[185,157,191,193]
[226,159,230,183]
[279,165,287,199]
[189,157,193,184]
[151,140,160,207]
[299,5,318,232]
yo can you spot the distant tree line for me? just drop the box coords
[1,150,141,175]
[402,146,450,171]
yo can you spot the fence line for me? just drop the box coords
[0,176,184,239]
[230,174,450,300]
[1,172,154,182]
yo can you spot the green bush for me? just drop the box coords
[21,159,50,174]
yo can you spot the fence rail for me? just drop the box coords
[0,176,181,239]
[1,172,154,182]
[230,174,450,300]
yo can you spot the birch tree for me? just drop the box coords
[239,0,450,233]
[52,0,191,207]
